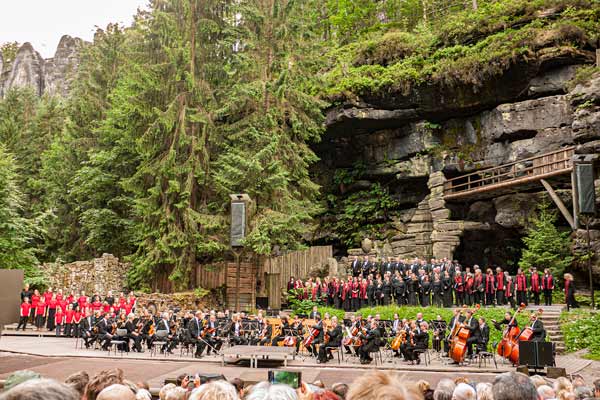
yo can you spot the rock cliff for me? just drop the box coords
[0,35,83,98]
[315,52,600,277]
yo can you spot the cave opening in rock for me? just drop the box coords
[453,227,524,274]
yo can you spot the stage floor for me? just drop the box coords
[0,336,594,388]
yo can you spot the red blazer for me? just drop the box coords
[516,274,527,291]
[496,273,505,290]
[542,274,554,290]
[530,273,540,292]
[454,275,464,292]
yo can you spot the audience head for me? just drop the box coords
[85,368,124,400]
[573,386,593,400]
[346,370,423,400]
[434,379,456,400]
[537,385,556,400]
[64,370,89,398]
[189,380,239,400]
[493,372,537,400]
[97,384,136,400]
[452,383,476,400]
[475,383,493,400]
[594,379,600,397]
[0,378,78,400]
[554,377,574,394]
[3,370,41,390]
[530,375,547,388]
[331,383,349,400]
[244,381,298,400]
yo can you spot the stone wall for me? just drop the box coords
[40,253,128,294]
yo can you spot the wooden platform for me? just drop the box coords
[221,345,296,368]
[444,147,575,201]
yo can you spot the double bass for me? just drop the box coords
[505,308,543,364]
[449,304,480,363]
[496,303,525,364]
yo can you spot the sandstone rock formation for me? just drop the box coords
[316,58,600,278]
[0,35,83,98]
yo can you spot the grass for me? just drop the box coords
[560,309,600,359]
[318,304,532,348]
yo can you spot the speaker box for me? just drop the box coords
[576,163,597,215]
[547,367,567,379]
[519,341,537,366]
[230,201,246,247]
[537,342,554,367]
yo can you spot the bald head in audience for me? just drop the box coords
[97,384,136,400]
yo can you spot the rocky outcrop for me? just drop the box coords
[316,63,600,277]
[0,35,83,98]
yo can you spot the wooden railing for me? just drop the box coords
[444,147,575,200]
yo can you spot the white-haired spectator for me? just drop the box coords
[136,388,152,400]
[244,382,298,400]
[159,383,176,400]
[166,387,187,400]
[434,379,456,400]
[97,384,136,400]
[530,375,548,388]
[554,377,574,395]
[538,385,556,400]
[189,380,239,400]
[493,372,537,400]
[574,386,593,400]
[475,383,493,400]
[452,383,476,400]
[0,378,78,400]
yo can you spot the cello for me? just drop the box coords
[449,304,480,363]
[506,308,543,364]
[496,303,525,362]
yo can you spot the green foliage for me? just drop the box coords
[193,287,210,298]
[355,305,532,347]
[324,0,599,102]
[568,65,600,90]
[0,146,43,282]
[0,41,20,65]
[519,201,573,277]
[324,182,399,247]
[561,310,600,359]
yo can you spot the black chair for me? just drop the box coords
[107,329,128,356]
[413,348,430,366]
[150,330,169,357]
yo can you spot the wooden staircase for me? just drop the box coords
[444,147,575,201]
[528,305,566,354]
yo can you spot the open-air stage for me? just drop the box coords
[0,335,597,389]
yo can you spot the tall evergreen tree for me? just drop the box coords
[119,0,233,290]
[0,146,42,283]
[214,0,326,255]
[519,200,573,277]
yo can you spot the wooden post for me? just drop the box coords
[540,179,576,230]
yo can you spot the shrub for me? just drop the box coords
[561,310,600,359]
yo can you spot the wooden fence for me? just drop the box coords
[152,246,333,310]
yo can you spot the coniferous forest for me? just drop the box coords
[1,0,598,290]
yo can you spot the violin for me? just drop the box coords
[390,329,406,351]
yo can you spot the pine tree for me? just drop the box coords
[214,0,326,256]
[0,146,42,283]
[119,0,233,290]
[39,24,128,261]
[519,200,573,277]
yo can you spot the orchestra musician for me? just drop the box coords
[189,311,205,358]
[404,321,429,365]
[357,320,381,364]
[305,315,324,357]
[271,316,290,346]
[156,312,176,354]
[528,313,546,342]
[344,315,360,354]
[462,309,480,358]
[291,315,304,354]
[492,311,519,332]
[203,315,223,354]
[258,319,273,346]
[96,313,113,351]
[126,313,144,352]
[317,316,342,363]
[228,314,247,346]
[79,309,95,348]
[477,317,490,352]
